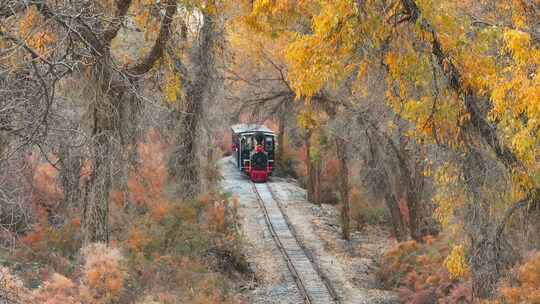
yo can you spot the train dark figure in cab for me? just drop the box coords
[231,124,275,182]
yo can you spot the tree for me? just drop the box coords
[246,0,540,297]
[167,10,217,200]
[1,0,178,243]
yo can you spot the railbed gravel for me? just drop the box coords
[220,157,398,304]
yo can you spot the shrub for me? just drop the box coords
[79,243,126,304]
[0,266,31,303]
[0,130,247,303]
[119,193,244,302]
[111,134,246,302]
[31,273,80,304]
[27,160,63,218]
[379,236,472,303]
[490,251,540,304]
[22,244,127,304]
[14,215,81,284]
[350,186,389,229]
[274,137,300,178]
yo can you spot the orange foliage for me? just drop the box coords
[322,158,340,182]
[149,199,170,221]
[398,198,410,225]
[125,229,149,254]
[495,251,540,304]
[0,267,31,303]
[4,129,243,303]
[109,129,174,227]
[18,215,81,270]
[18,6,57,56]
[31,273,80,304]
[28,160,63,218]
[11,243,127,304]
[207,200,227,233]
[295,144,308,177]
[125,130,169,210]
[380,237,471,303]
[21,224,46,251]
[80,243,125,304]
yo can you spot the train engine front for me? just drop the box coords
[248,131,271,182]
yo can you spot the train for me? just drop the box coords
[231,124,275,182]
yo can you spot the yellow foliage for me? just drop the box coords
[18,6,56,56]
[296,108,324,131]
[433,162,465,229]
[134,10,150,29]
[444,245,469,279]
[503,29,531,64]
[18,6,39,36]
[164,70,183,103]
[284,0,359,98]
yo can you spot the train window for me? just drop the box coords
[243,136,252,151]
[265,136,273,151]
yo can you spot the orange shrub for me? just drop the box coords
[207,200,227,233]
[80,243,125,304]
[32,162,63,210]
[494,251,540,304]
[16,214,81,279]
[25,158,64,223]
[31,273,80,304]
[379,236,471,303]
[0,266,31,303]
[322,158,340,182]
[2,129,245,304]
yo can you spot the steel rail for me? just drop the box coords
[250,181,313,303]
[250,181,336,304]
[265,182,341,303]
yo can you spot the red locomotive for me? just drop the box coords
[231,124,275,182]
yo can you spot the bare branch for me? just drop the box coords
[103,0,133,46]
[127,0,177,76]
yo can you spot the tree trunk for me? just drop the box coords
[80,55,116,244]
[336,137,350,240]
[0,131,7,161]
[277,110,285,165]
[168,13,214,200]
[461,152,515,298]
[402,168,422,241]
[305,129,315,203]
[314,156,321,205]
[169,94,201,200]
[364,130,409,241]
[304,129,322,205]
[384,186,409,241]
[82,134,112,244]
[58,145,82,211]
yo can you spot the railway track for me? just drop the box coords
[250,181,339,304]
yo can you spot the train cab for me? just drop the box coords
[231,124,275,182]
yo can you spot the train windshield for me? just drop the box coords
[265,136,274,151]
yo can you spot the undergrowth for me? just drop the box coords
[0,132,249,303]
[380,236,540,303]
[378,236,472,304]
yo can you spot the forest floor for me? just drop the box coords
[219,157,398,304]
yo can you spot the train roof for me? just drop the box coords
[231,124,274,135]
